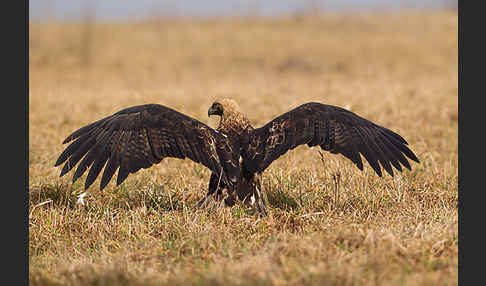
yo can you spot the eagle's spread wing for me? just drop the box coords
[242,102,419,176]
[55,104,240,190]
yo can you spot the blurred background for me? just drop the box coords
[30,0,457,21]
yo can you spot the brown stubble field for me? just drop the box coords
[29,10,458,286]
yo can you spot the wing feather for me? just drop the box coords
[98,129,124,189]
[377,132,411,170]
[59,128,103,177]
[72,128,115,184]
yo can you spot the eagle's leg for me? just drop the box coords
[252,173,268,216]
[197,172,231,209]
[197,173,218,208]
[239,173,268,216]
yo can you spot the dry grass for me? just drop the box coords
[29,10,458,286]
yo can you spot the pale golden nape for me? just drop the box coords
[217,98,241,114]
[215,98,253,134]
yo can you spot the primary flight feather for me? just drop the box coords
[55,98,419,215]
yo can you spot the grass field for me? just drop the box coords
[29,10,458,285]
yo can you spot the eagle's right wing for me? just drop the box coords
[242,102,419,176]
[55,104,241,190]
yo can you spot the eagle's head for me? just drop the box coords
[208,98,251,133]
[208,98,240,118]
[208,102,223,117]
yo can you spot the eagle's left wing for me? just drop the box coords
[241,102,419,176]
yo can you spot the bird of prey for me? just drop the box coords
[55,98,419,215]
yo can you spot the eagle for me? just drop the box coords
[55,98,419,215]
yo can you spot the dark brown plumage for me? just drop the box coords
[55,99,419,215]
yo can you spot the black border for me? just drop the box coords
[6,0,29,285]
[459,1,477,285]
[22,2,462,286]
[457,0,462,284]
